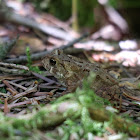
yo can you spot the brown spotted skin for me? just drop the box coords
[42,49,140,99]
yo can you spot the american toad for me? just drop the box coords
[42,49,140,101]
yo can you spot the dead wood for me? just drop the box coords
[4,33,88,63]
[0,0,74,41]
[0,62,29,74]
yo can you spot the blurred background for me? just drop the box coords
[0,1,140,139]
[1,0,140,67]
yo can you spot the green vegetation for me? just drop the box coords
[120,0,140,8]
[0,87,7,103]
[26,47,41,73]
[0,0,140,139]
[0,73,139,139]
[22,0,140,30]
[27,0,97,27]
[0,87,6,93]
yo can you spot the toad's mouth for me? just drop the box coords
[50,67,53,74]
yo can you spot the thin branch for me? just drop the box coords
[4,33,89,63]
[0,1,74,41]
[0,62,29,70]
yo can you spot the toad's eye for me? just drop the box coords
[50,59,56,66]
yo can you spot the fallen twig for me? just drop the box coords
[8,81,27,91]
[8,82,38,103]
[0,62,29,74]
[32,72,58,84]
[0,62,29,70]
[0,1,74,41]
[4,33,89,63]
[3,80,18,95]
